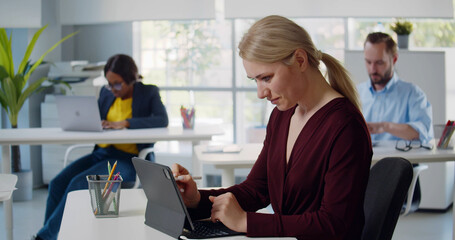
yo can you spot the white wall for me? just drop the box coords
[32,0,62,63]
[0,0,41,28]
[64,23,133,62]
[225,0,454,19]
[2,0,454,29]
[59,0,216,25]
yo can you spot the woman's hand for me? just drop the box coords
[209,193,247,233]
[171,163,200,208]
[102,120,129,129]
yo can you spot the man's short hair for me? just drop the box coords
[364,32,397,56]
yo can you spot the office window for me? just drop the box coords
[134,18,351,144]
[347,18,455,49]
[135,20,233,143]
[413,20,455,47]
[135,17,454,143]
[138,20,232,88]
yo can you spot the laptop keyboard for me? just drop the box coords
[181,220,244,239]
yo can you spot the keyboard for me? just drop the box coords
[181,220,244,239]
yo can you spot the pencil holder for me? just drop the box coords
[87,175,123,218]
[180,106,195,129]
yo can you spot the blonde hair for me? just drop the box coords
[238,15,360,110]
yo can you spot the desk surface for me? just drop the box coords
[195,144,263,166]
[196,141,455,166]
[371,141,455,163]
[1,126,223,240]
[195,141,455,187]
[59,189,292,240]
[0,126,224,145]
[1,126,223,174]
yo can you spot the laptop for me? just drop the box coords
[55,95,103,132]
[132,157,244,239]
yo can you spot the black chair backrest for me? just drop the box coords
[361,157,413,240]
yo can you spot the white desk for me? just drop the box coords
[0,126,223,175]
[196,141,455,239]
[371,141,455,164]
[59,189,293,240]
[0,126,223,240]
[195,144,262,187]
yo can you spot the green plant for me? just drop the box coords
[0,25,76,172]
[390,19,414,35]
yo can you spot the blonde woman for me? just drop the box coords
[173,15,372,240]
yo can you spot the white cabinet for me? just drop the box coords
[344,49,455,210]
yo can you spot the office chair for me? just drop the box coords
[402,164,428,215]
[361,157,413,240]
[63,144,155,188]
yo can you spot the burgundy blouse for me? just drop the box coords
[192,98,372,240]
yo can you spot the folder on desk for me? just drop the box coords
[203,144,242,153]
[437,120,455,149]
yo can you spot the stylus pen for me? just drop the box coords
[176,176,202,193]
[175,175,202,180]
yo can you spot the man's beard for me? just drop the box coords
[369,67,393,86]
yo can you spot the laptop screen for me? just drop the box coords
[55,95,103,132]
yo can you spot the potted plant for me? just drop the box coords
[390,19,413,49]
[0,25,76,200]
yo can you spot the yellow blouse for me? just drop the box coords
[97,97,138,154]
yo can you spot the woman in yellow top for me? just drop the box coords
[35,54,168,240]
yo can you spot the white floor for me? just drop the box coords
[0,187,453,240]
[0,188,47,240]
[393,208,453,240]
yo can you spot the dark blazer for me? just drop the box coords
[98,82,169,152]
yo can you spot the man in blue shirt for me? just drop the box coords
[358,32,434,214]
[357,32,434,144]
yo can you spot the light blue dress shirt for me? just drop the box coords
[357,73,434,143]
